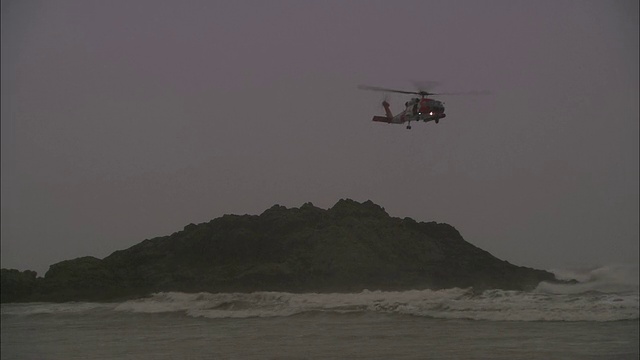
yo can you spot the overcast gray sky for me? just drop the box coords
[2,0,638,276]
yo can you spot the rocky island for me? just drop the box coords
[1,199,564,303]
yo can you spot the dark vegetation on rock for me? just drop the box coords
[1,199,565,303]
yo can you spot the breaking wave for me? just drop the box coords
[110,264,639,321]
[3,265,637,322]
[539,264,639,295]
[110,286,638,322]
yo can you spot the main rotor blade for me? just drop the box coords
[357,85,419,95]
[359,84,491,96]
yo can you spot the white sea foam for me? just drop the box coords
[110,285,638,322]
[4,265,638,322]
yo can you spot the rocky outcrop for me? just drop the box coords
[1,199,562,302]
[1,269,39,303]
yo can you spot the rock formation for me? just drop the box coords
[1,199,562,302]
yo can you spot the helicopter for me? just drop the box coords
[358,84,486,129]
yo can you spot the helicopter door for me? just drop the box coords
[406,99,418,116]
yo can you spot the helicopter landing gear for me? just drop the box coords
[435,119,439,124]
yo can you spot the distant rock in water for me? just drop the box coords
[1,199,564,302]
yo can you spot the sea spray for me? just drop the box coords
[540,264,639,294]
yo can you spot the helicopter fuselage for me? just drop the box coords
[402,97,446,123]
[373,97,446,127]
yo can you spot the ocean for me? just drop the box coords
[2,265,638,359]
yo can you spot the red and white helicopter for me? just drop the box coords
[358,84,486,129]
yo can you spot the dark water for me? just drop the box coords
[2,308,638,359]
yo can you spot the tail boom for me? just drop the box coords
[372,115,392,123]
